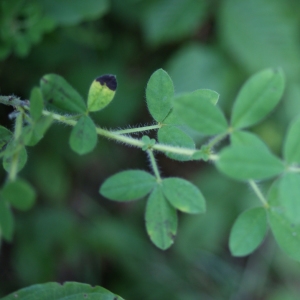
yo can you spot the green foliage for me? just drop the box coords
[146,68,174,122]
[145,186,177,250]
[162,178,206,214]
[157,126,195,161]
[216,145,284,180]
[40,74,86,114]
[3,145,27,173]
[100,170,157,201]
[1,1,300,297]
[278,173,300,224]
[231,68,285,129]
[29,87,43,121]
[40,0,109,26]
[173,91,228,135]
[142,0,208,47]
[1,179,36,211]
[283,116,300,164]
[268,179,300,261]
[0,0,55,59]
[1,282,123,300]
[229,207,268,256]
[69,115,97,155]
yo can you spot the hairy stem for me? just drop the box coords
[8,111,23,181]
[248,180,269,209]
[111,124,161,134]
[207,132,228,148]
[1,95,216,160]
[147,150,162,182]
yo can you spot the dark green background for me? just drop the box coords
[1,0,300,299]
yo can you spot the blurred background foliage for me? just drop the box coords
[1,0,300,299]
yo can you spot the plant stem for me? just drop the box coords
[147,150,162,182]
[41,110,203,157]
[8,111,23,181]
[207,132,228,148]
[111,124,161,134]
[1,96,216,161]
[248,180,269,209]
[0,95,29,107]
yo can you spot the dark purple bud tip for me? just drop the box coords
[96,74,117,91]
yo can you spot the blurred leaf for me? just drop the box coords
[32,153,71,202]
[0,198,14,241]
[22,116,53,147]
[279,173,300,224]
[69,115,97,155]
[216,145,284,180]
[219,0,300,76]
[1,281,124,300]
[283,116,300,165]
[41,0,109,25]
[231,68,285,129]
[166,44,239,108]
[142,0,208,46]
[146,69,174,122]
[230,130,270,152]
[3,146,27,173]
[194,89,220,105]
[0,126,12,150]
[40,74,86,114]
[1,179,36,211]
[162,177,206,214]
[145,186,177,250]
[229,207,268,256]
[158,126,195,161]
[268,179,300,261]
[100,170,157,201]
[30,87,44,121]
[173,92,228,135]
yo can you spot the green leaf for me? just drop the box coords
[141,135,156,151]
[166,43,237,98]
[279,173,300,224]
[283,116,300,165]
[3,146,27,173]
[0,126,12,150]
[69,115,97,155]
[100,170,157,201]
[231,68,285,129]
[40,74,86,114]
[41,0,109,26]
[162,177,206,214]
[29,87,43,121]
[1,281,124,300]
[145,186,177,250]
[158,126,195,161]
[173,91,228,135]
[0,198,14,241]
[230,130,270,151]
[22,115,53,146]
[268,179,300,261]
[229,207,268,256]
[1,179,36,211]
[191,89,220,105]
[142,0,208,46]
[219,0,300,75]
[146,69,174,122]
[216,145,284,180]
[87,74,117,112]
